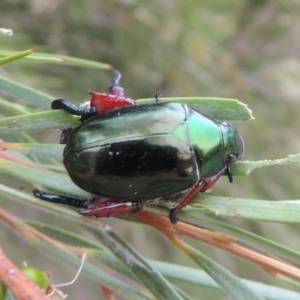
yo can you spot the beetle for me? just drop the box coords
[34,71,244,223]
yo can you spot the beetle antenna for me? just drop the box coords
[227,165,233,183]
[110,69,122,87]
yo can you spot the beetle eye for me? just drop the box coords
[226,154,237,164]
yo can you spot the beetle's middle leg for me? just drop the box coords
[168,180,205,224]
[80,198,155,218]
[168,174,222,224]
[34,189,153,218]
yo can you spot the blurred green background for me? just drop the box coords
[1,0,300,299]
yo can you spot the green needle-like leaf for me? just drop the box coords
[0,143,64,160]
[190,194,300,223]
[182,244,264,300]
[233,154,300,175]
[0,50,113,69]
[0,158,88,197]
[0,48,37,66]
[137,97,253,121]
[0,110,79,134]
[83,223,184,300]
[0,76,53,109]
[179,214,300,267]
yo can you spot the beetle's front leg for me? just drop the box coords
[80,199,154,218]
[169,175,221,224]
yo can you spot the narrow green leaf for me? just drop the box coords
[0,76,53,109]
[0,48,37,65]
[0,143,64,161]
[137,97,253,121]
[183,244,264,300]
[83,223,184,300]
[188,194,300,223]
[233,154,300,175]
[0,158,88,198]
[152,261,300,300]
[0,50,113,69]
[44,54,113,69]
[27,221,108,250]
[0,110,79,134]
[180,214,300,268]
[0,183,81,218]
[0,97,34,115]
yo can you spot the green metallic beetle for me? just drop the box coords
[34,100,244,223]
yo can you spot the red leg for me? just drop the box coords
[79,198,154,218]
[169,174,221,224]
[201,174,222,191]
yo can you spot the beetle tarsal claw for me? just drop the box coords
[169,208,179,224]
